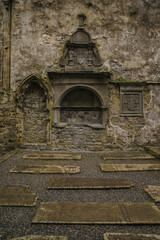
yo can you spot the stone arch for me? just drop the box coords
[59,86,103,124]
[15,75,54,145]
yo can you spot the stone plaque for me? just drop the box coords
[120,86,143,116]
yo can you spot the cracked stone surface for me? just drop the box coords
[100,164,160,172]
[144,185,160,202]
[104,233,160,240]
[0,185,37,206]
[10,165,80,174]
[48,177,134,189]
[32,202,160,224]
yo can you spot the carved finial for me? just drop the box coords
[78,14,86,29]
[2,0,12,10]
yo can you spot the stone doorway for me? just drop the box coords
[22,82,48,143]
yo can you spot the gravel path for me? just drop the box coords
[0,150,160,240]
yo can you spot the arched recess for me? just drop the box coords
[59,86,103,124]
[15,75,54,145]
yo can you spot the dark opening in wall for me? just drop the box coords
[60,88,102,124]
[23,82,48,143]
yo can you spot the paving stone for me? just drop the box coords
[9,235,68,240]
[102,152,155,160]
[0,149,20,164]
[104,233,160,240]
[100,164,160,172]
[144,185,160,202]
[0,185,37,206]
[48,177,134,189]
[32,202,160,224]
[23,153,81,160]
[10,165,80,174]
[145,147,160,159]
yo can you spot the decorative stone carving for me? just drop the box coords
[60,15,102,71]
[120,86,143,116]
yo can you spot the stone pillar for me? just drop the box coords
[2,0,12,89]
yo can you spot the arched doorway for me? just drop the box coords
[60,88,102,124]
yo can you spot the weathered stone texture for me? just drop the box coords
[10,0,160,89]
[23,82,48,143]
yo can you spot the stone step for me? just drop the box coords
[32,202,160,224]
[48,177,134,189]
[100,164,160,172]
[0,185,37,206]
[104,233,160,240]
[23,153,81,160]
[102,152,155,160]
[10,165,80,174]
[144,185,160,202]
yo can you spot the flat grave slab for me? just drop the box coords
[0,149,19,164]
[100,164,160,172]
[102,152,155,160]
[0,185,37,206]
[145,147,160,159]
[32,202,160,224]
[10,165,80,174]
[104,233,160,240]
[9,236,68,240]
[23,153,81,160]
[48,177,134,189]
[144,185,160,202]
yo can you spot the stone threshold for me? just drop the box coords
[32,202,160,224]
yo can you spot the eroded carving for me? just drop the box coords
[120,86,143,116]
[60,16,102,71]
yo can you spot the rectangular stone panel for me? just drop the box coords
[23,154,81,160]
[0,185,37,206]
[104,233,160,240]
[48,177,134,189]
[102,153,155,160]
[144,185,160,202]
[10,236,68,240]
[32,202,160,224]
[100,164,160,172]
[10,165,80,174]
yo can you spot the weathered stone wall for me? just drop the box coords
[0,1,4,87]
[10,0,160,90]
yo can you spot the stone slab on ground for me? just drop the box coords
[0,185,37,206]
[102,152,155,160]
[144,185,160,202]
[0,149,20,164]
[104,233,160,240]
[32,202,160,224]
[48,177,134,189]
[9,235,68,240]
[100,164,160,172]
[10,165,80,174]
[145,147,160,159]
[23,154,81,160]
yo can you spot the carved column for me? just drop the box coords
[2,0,12,89]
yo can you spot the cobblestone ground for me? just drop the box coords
[0,150,160,240]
